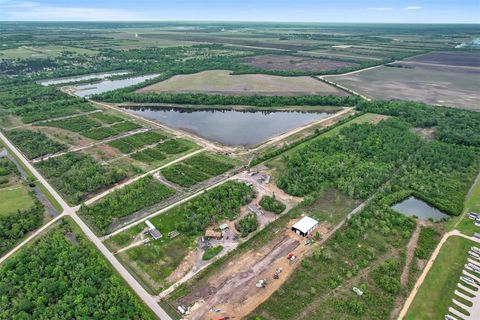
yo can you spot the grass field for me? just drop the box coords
[405,236,477,320]
[456,177,480,236]
[0,45,97,59]
[0,185,35,216]
[138,70,347,96]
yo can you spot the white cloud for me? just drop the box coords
[1,1,144,20]
[367,7,393,11]
[0,0,36,8]
[403,6,422,10]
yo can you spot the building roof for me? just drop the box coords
[292,216,318,234]
[145,220,155,230]
[219,223,229,230]
[149,229,162,240]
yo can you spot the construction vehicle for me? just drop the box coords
[273,267,283,279]
[256,279,267,288]
[287,253,296,261]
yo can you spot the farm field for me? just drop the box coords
[137,70,348,96]
[325,51,480,111]
[404,236,477,320]
[0,45,97,59]
[240,54,358,72]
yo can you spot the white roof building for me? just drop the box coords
[291,216,319,237]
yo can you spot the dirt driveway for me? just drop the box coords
[180,231,310,320]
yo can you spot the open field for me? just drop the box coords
[138,70,348,96]
[456,176,480,236]
[325,51,480,111]
[0,185,35,216]
[405,236,477,320]
[241,54,357,72]
[0,45,97,59]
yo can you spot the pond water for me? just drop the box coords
[391,196,449,221]
[39,71,129,86]
[72,74,159,97]
[123,106,330,146]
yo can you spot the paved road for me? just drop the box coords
[0,131,172,320]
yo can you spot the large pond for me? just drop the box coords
[39,71,129,86]
[72,74,159,97]
[391,196,449,221]
[123,106,330,146]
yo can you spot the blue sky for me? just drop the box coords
[0,0,479,23]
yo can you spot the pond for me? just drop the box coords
[39,71,129,86]
[72,74,159,97]
[123,106,330,146]
[391,196,449,221]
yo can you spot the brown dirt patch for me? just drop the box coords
[179,228,313,320]
[167,250,196,284]
[241,54,357,72]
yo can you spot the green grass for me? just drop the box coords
[0,45,97,59]
[405,236,478,320]
[0,185,35,216]
[456,177,480,236]
[202,245,223,260]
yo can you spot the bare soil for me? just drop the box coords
[178,229,311,320]
[241,54,356,72]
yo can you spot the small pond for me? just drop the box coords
[391,196,449,221]
[123,106,330,146]
[72,74,159,97]
[39,71,129,86]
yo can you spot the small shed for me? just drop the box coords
[205,228,222,240]
[248,204,262,216]
[145,220,162,240]
[219,223,229,231]
[292,216,319,237]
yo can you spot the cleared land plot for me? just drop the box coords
[240,54,357,72]
[138,70,348,96]
[325,59,480,111]
[0,185,35,216]
[406,51,480,67]
[405,236,478,320]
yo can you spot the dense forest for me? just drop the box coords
[356,100,480,147]
[278,119,422,199]
[95,90,358,107]
[0,220,155,319]
[36,152,126,205]
[80,175,175,234]
[0,203,44,256]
